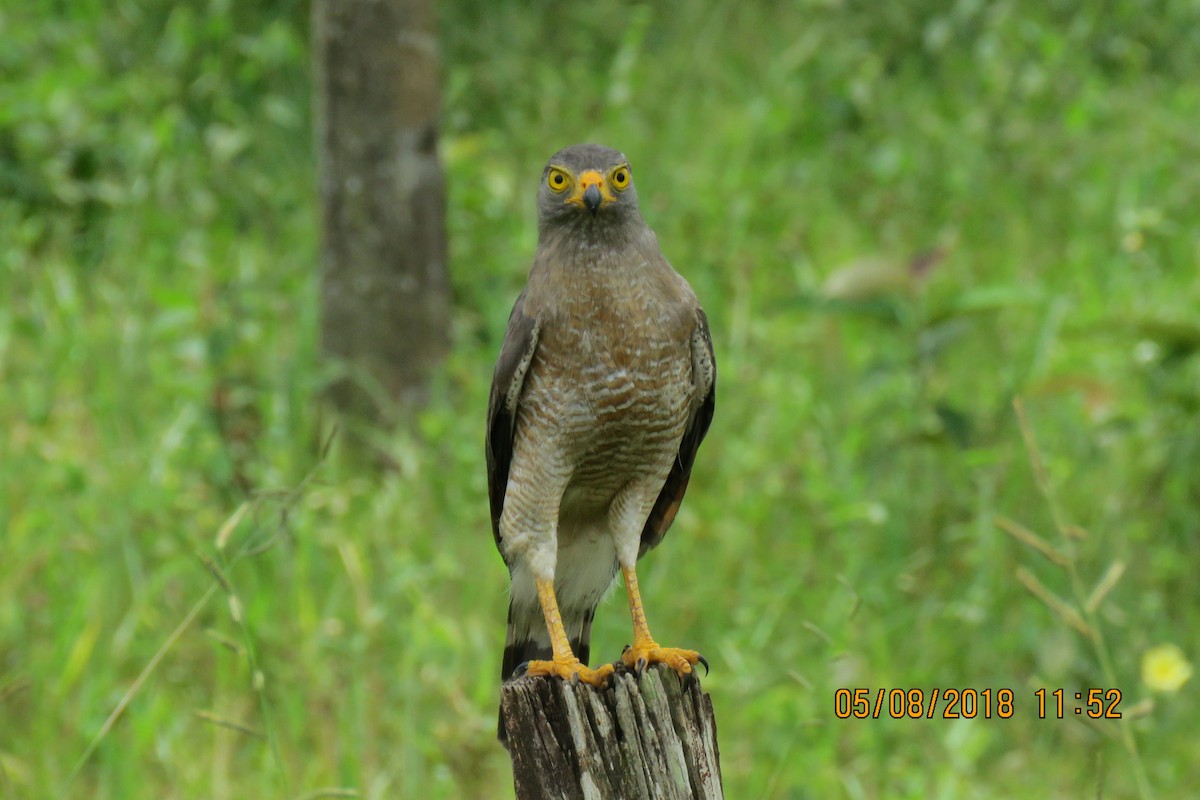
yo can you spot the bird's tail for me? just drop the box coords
[497,599,595,742]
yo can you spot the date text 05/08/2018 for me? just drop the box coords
[833,688,1123,720]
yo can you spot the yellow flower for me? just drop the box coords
[1141,644,1193,693]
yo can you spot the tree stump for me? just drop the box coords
[501,665,723,800]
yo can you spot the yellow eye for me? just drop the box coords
[547,168,570,193]
[611,166,631,191]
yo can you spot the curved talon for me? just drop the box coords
[514,661,531,678]
[621,640,703,680]
[696,654,709,676]
[522,656,614,687]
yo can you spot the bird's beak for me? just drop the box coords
[583,184,602,216]
[572,170,606,216]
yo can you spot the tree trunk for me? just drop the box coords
[314,0,450,421]
[501,666,724,800]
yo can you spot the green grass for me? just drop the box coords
[3,0,1199,797]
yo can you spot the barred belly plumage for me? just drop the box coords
[518,329,692,524]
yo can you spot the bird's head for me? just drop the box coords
[537,144,640,227]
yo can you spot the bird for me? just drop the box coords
[486,143,716,739]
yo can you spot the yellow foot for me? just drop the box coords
[521,657,615,686]
[621,639,709,677]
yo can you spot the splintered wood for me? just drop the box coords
[502,665,723,800]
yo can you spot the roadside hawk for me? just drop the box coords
[487,144,716,737]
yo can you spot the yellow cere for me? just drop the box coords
[563,168,617,208]
[577,169,604,190]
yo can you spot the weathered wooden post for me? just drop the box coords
[501,665,723,799]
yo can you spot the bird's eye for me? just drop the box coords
[611,166,631,191]
[547,168,570,193]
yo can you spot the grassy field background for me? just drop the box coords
[3,0,1199,797]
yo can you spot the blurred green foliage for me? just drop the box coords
[2,0,1198,797]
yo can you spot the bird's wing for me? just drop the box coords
[486,290,541,551]
[639,308,716,556]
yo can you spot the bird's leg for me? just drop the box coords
[620,565,706,677]
[522,577,614,686]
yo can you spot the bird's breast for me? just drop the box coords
[520,301,693,493]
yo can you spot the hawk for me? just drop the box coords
[487,144,716,736]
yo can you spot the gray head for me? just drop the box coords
[537,144,642,231]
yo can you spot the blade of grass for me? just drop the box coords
[1014,567,1094,640]
[215,501,251,551]
[1012,398,1153,800]
[59,584,219,798]
[1085,561,1126,614]
[996,515,1070,566]
[194,710,265,740]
